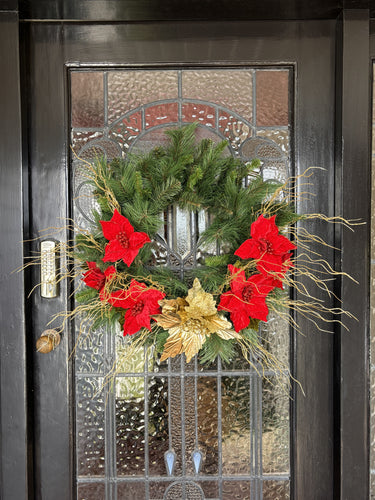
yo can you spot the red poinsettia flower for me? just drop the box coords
[218,265,275,331]
[235,215,296,275]
[100,209,151,266]
[82,262,116,291]
[256,252,294,287]
[107,279,165,336]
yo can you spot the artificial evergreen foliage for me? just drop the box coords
[75,123,300,364]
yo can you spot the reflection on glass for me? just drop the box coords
[117,481,146,498]
[222,376,251,475]
[116,378,145,476]
[71,71,104,128]
[148,377,169,476]
[76,378,105,477]
[182,70,253,122]
[108,70,178,122]
[262,378,290,474]
[197,377,219,475]
[222,481,251,500]
[263,480,290,499]
[72,67,292,497]
[256,70,289,126]
[77,482,105,500]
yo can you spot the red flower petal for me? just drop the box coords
[234,239,259,260]
[104,265,116,279]
[102,239,126,263]
[251,215,278,239]
[82,262,106,290]
[129,231,151,250]
[123,309,146,335]
[100,209,134,241]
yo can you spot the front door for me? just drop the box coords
[25,19,339,500]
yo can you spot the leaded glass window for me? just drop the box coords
[71,68,291,500]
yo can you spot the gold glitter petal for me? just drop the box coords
[160,328,184,362]
[181,329,207,362]
[216,329,241,340]
[153,312,181,329]
[185,278,218,318]
[203,314,233,334]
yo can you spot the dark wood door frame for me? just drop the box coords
[0,2,371,499]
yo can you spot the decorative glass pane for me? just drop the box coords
[76,378,105,476]
[71,67,292,499]
[182,70,253,121]
[77,482,105,499]
[221,376,251,475]
[71,72,104,128]
[222,481,251,500]
[108,70,179,122]
[262,379,290,474]
[263,480,290,499]
[256,70,289,126]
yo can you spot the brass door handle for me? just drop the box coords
[36,329,61,353]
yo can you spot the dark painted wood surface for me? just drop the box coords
[19,0,343,22]
[0,9,28,500]
[338,10,370,500]
[24,19,338,499]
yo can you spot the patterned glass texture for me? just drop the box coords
[76,378,105,476]
[71,72,104,128]
[262,379,290,474]
[182,70,253,122]
[256,70,289,126]
[108,70,178,122]
[221,376,251,475]
[71,67,292,499]
[263,480,290,499]
[371,66,375,500]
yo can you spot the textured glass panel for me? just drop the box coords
[261,313,290,369]
[164,481,205,499]
[182,103,215,127]
[222,481,251,500]
[256,70,289,126]
[182,70,253,122]
[149,377,169,475]
[116,379,145,476]
[263,480,290,499]
[169,375,197,476]
[117,481,146,497]
[77,482,105,499]
[149,481,173,499]
[197,377,218,475]
[222,376,251,475]
[198,481,219,498]
[262,378,289,474]
[108,70,178,122]
[71,72,104,128]
[75,324,104,374]
[257,129,290,155]
[76,378,105,476]
[145,103,179,129]
[109,111,142,153]
[72,130,104,154]
[218,111,252,152]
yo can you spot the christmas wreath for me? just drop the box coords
[65,123,353,375]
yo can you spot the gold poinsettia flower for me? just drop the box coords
[153,278,240,363]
